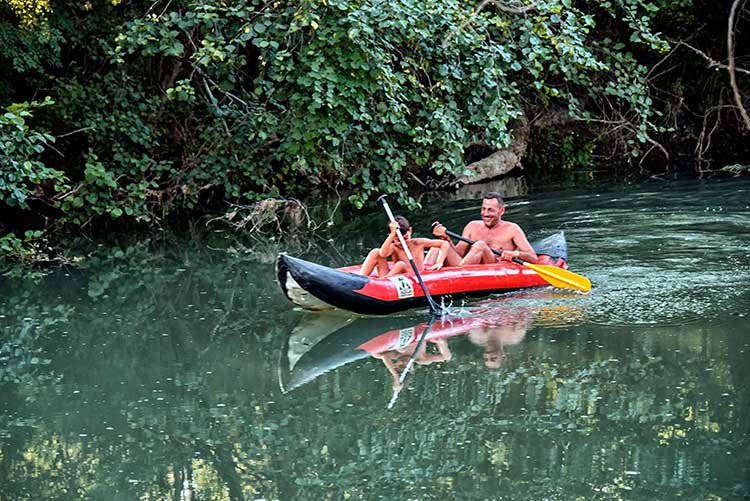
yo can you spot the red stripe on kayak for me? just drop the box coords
[350,255,566,302]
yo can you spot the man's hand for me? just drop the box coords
[388,221,399,234]
[431,221,448,239]
[428,261,444,271]
[500,250,520,261]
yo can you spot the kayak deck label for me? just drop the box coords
[396,327,415,349]
[388,275,415,299]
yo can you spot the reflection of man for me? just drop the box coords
[430,192,538,266]
[467,311,530,369]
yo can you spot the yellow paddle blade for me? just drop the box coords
[523,263,592,292]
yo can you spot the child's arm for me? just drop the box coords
[415,339,452,364]
[378,221,399,258]
[376,353,403,391]
[415,238,450,270]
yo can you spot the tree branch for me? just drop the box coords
[487,0,540,14]
[443,0,540,48]
[676,40,750,75]
[671,40,750,76]
[728,0,750,131]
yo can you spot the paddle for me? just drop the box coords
[387,315,437,409]
[444,229,592,292]
[377,195,447,316]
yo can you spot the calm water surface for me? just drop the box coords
[1,178,749,500]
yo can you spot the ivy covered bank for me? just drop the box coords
[1,0,748,260]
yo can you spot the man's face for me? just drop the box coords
[483,350,505,369]
[480,198,505,228]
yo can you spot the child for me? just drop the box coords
[359,215,450,277]
[372,337,452,391]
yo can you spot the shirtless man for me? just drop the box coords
[468,308,530,369]
[430,192,538,266]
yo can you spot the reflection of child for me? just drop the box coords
[359,215,450,278]
[372,338,452,390]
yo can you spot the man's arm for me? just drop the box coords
[457,222,476,256]
[432,221,470,257]
[511,225,538,263]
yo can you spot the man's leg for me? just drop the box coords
[425,246,462,267]
[460,241,495,265]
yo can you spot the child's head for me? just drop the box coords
[393,215,411,235]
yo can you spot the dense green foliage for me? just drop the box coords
[0,98,65,209]
[0,0,747,260]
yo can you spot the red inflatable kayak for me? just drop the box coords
[277,231,568,315]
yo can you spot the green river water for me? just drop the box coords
[1,178,749,500]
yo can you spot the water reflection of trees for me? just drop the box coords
[0,248,748,499]
[280,324,749,499]
[1,246,294,500]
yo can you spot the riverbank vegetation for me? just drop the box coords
[1,0,748,264]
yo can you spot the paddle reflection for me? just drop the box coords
[279,292,586,397]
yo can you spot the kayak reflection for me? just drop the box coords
[279,292,586,394]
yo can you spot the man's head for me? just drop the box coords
[483,347,507,369]
[481,192,505,228]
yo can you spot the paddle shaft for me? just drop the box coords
[377,196,441,314]
[387,315,437,409]
[398,315,436,385]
